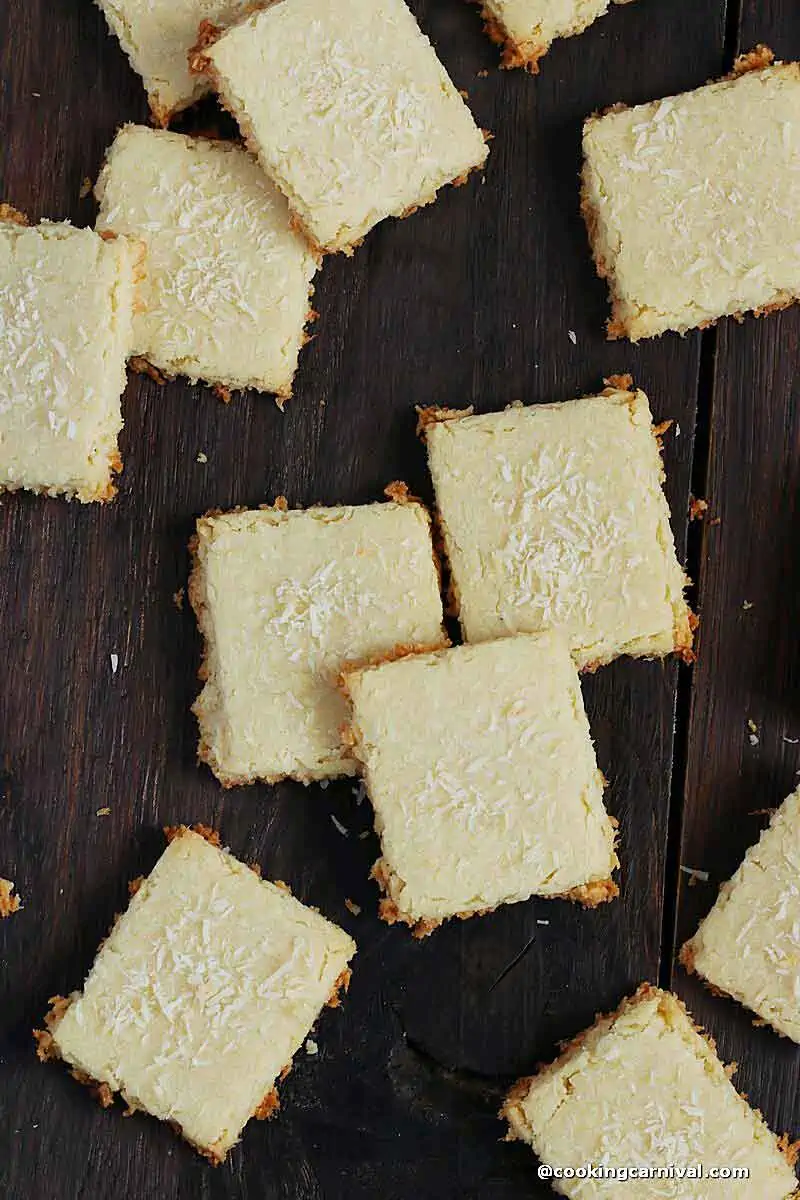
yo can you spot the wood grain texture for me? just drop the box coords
[671,0,800,1158]
[0,0,778,1197]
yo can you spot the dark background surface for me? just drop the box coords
[0,0,798,1196]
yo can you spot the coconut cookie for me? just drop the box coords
[343,632,618,935]
[582,49,800,339]
[37,826,355,1162]
[0,207,139,501]
[192,0,489,253]
[189,492,446,786]
[502,984,799,1198]
[423,381,692,669]
[96,126,318,402]
[682,784,800,1043]
[478,0,634,73]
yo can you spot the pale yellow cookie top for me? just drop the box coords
[96,125,318,398]
[425,388,690,668]
[683,785,800,1043]
[204,0,488,251]
[583,60,800,339]
[504,986,798,1200]
[52,829,355,1160]
[482,0,610,61]
[0,216,138,501]
[96,0,253,121]
[345,632,617,925]
[190,499,446,786]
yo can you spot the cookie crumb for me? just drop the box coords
[0,878,21,917]
[680,865,709,885]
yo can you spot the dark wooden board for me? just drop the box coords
[670,0,800,1155]
[3,0,796,1196]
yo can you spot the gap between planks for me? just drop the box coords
[657,0,745,989]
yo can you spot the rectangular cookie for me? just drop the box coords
[189,490,446,786]
[95,0,253,124]
[343,632,618,936]
[96,126,319,402]
[37,826,355,1162]
[502,984,799,1199]
[582,48,800,339]
[0,207,140,502]
[192,0,489,253]
[478,0,631,72]
[681,785,800,1043]
[423,380,692,669]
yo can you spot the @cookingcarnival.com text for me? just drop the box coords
[537,1163,750,1183]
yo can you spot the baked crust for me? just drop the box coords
[728,44,775,79]
[368,838,618,939]
[163,822,221,847]
[415,404,475,437]
[0,204,28,227]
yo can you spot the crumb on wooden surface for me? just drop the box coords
[0,878,21,917]
[680,865,709,886]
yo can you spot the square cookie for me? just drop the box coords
[582,49,800,339]
[502,984,799,1199]
[479,0,631,72]
[343,632,618,935]
[38,826,355,1162]
[681,785,800,1043]
[193,0,489,253]
[96,126,319,401]
[189,491,446,786]
[96,0,253,123]
[423,380,692,669]
[0,207,140,502]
